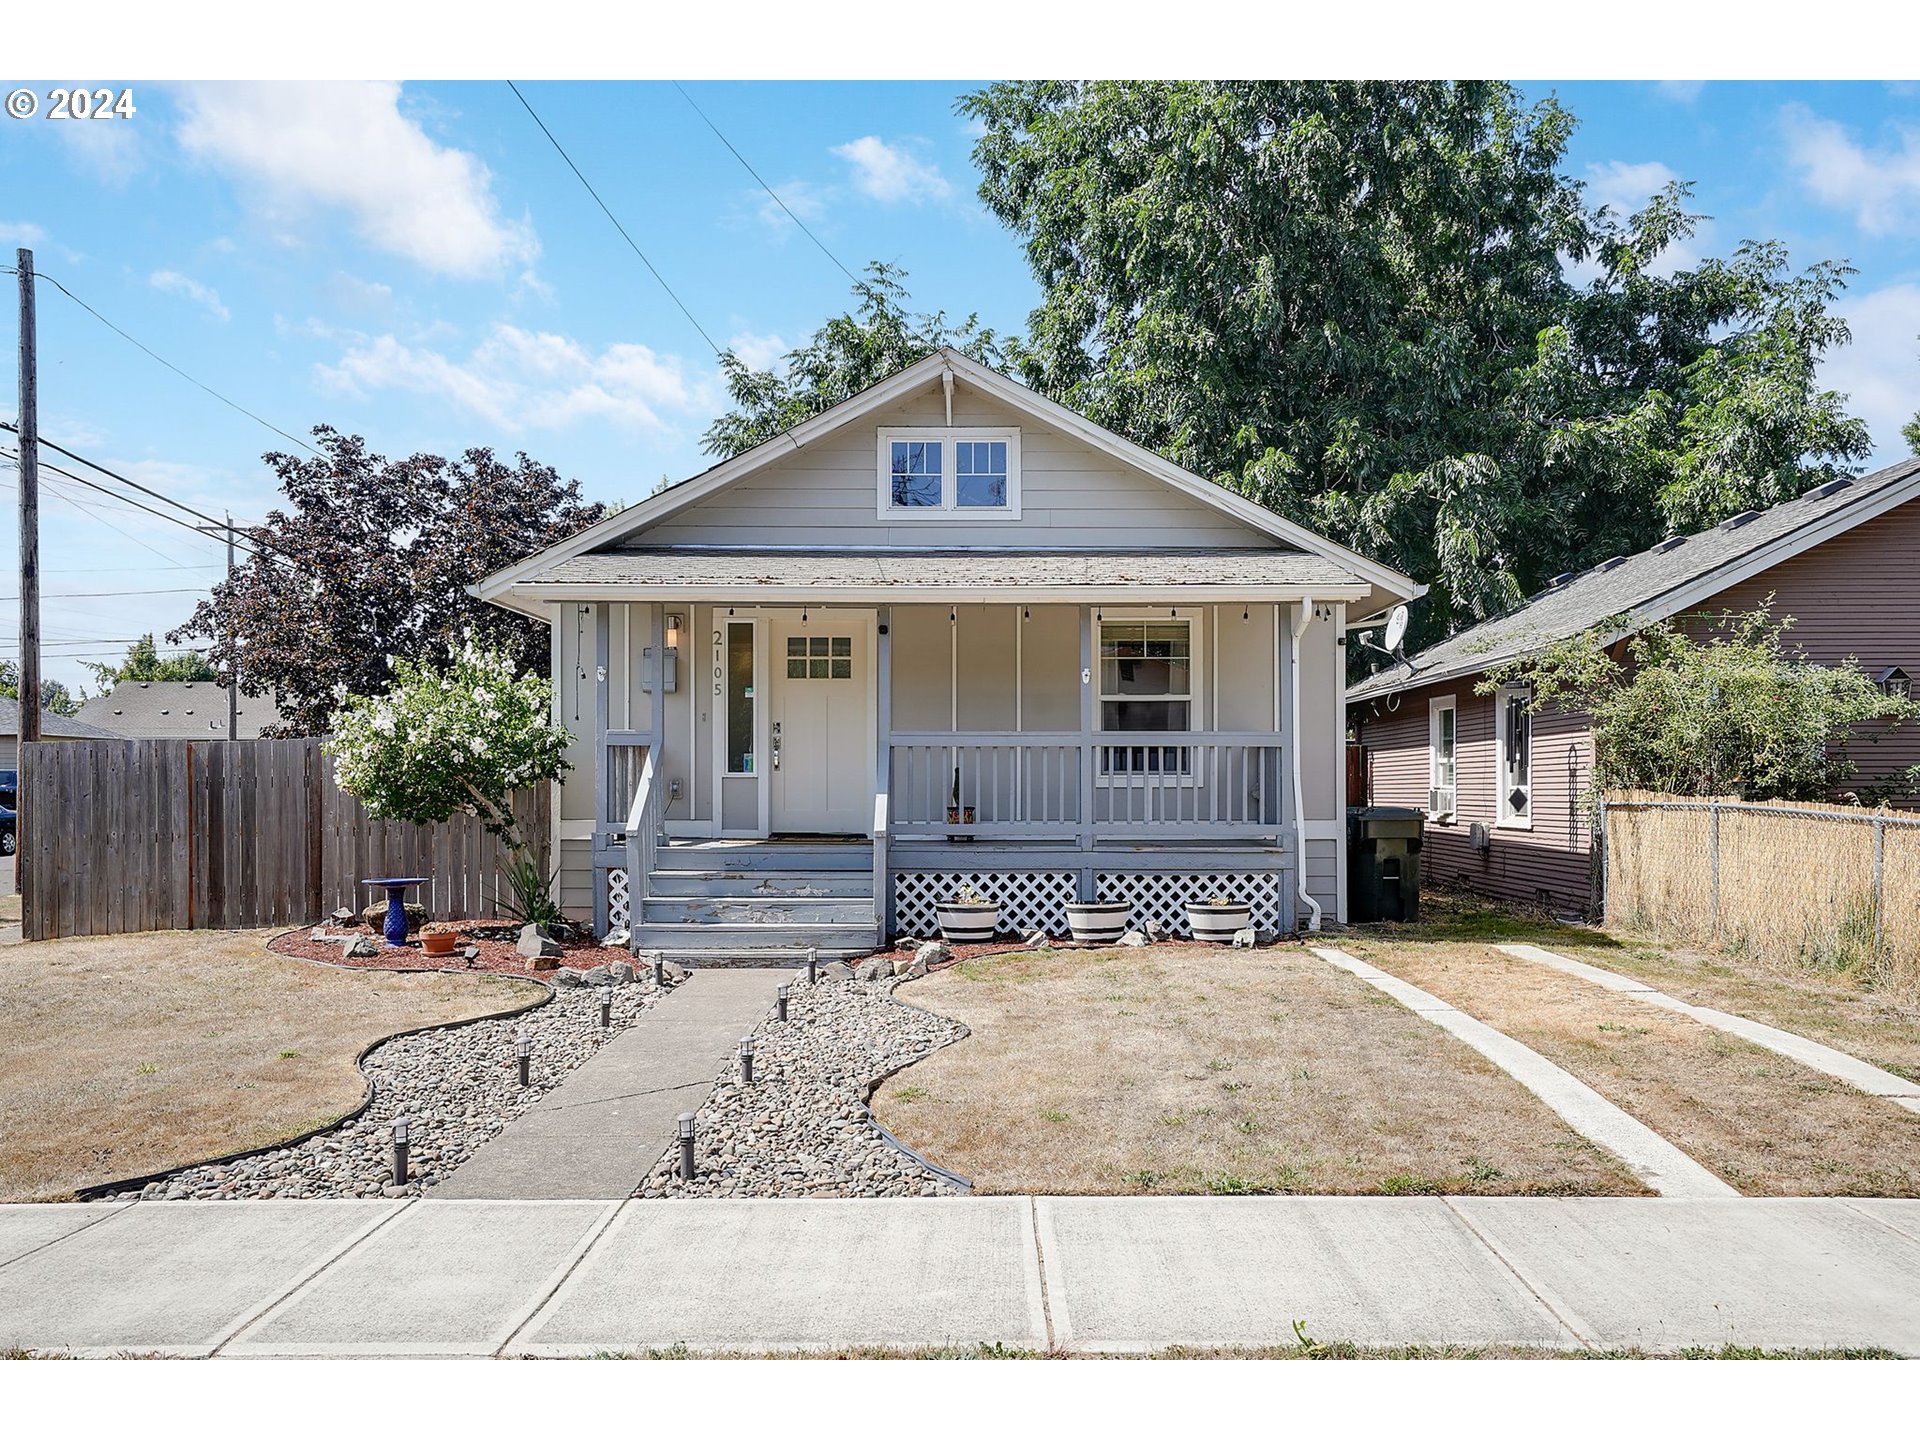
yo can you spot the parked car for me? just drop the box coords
[0,804,14,856]
[0,769,15,809]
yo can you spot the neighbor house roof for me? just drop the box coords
[0,697,120,740]
[473,347,1419,619]
[518,547,1372,601]
[1348,457,1920,702]
[74,681,287,740]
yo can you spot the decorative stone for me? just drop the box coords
[1119,930,1148,947]
[362,901,427,931]
[1231,927,1257,949]
[329,907,356,925]
[529,955,561,972]
[602,928,631,949]
[1023,928,1050,949]
[516,923,562,960]
[663,959,692,983]
[581,966,615,987]
[914,940,952,969]
[610,961,636,984]
[345,936,378,958]
[309,928,327,942]
[1255,928,1280,947]
[892,953,917,977]
[855,957,891,982]
[1143,920,1169,943]
[553,968,585,987]
[894,937,919,951]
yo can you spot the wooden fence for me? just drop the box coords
[1600,789,1920,997]
[18,737,550,941]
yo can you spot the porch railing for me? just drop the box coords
[889,731,1285,842]
[623,747,665,933]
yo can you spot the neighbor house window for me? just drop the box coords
[1428,696,1456,820]
[877,428,1020,518]
[1496,685,1532,827]
[1099,618,1192,777]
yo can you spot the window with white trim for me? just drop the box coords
[1099,618,1192,777]
[1496,685,1533,827]
[876,427,1021,518]
[1428,696,1456,820]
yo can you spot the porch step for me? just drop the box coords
[632,921,880,953]
[645,870,874,899]
[643,895,875,926]
[654,842,872,872]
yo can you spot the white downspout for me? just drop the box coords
[1290,597,1323,932]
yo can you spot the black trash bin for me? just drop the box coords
[1347,806,1424,922]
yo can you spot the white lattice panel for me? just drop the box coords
[605,867,631,933]
[893,871,1076,938]
[1097,871,1288,937]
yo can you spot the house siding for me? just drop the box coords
[641,381,1280,551]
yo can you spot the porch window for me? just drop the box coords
[1099,618,1192,777]
[1496,685,1532,827]
[1428,696,1456,820]
[876,427,1020,518]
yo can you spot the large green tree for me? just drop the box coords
[0,661,82,719]
[960,81,1869,640]
[83,633,218,689]
[170,428,603,735]
[703,262,1006,459]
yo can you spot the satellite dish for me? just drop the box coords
[1383,605,1409,654]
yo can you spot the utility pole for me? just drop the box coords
[224,511,236,741]
[16,248,40,749]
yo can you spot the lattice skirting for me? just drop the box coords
[893,871,1077,938]
[605,866,631,933]
[1096,871,1288,938]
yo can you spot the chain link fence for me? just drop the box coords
[1600,790,1920,995]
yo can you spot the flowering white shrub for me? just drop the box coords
[328,639,574,923]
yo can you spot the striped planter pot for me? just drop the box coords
[1065,901,1131,944]
[935,902,1000,944]
[1185,902,1252,944]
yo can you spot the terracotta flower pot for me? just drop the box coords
[421,930,457,956]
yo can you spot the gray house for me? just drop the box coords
[75,681,286,741]
[0,697,119,770]
[475,349,1418,957]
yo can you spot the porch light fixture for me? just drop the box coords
[802,606,809,624]
[738,1035,756,1084]
[516,1029,532,1087]
[391,1118,410,1186]
[776,982,791,1022]
[677,1112,697,1179]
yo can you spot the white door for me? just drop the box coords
[767,610,874,834]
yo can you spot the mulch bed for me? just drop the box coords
[268,923,617,979]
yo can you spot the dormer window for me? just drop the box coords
[877,427,1020,519]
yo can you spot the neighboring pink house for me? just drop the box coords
[1346,457,1920,916]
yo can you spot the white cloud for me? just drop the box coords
[727,331,789,372]
[175,82,538,279]
[1821,282,1920,464]
[149,269,230,321]
[1574,159,1708,278]
[751,178,829,237]
[1781,102,1920,236]
[325,272,394,315]
[315,324,693,432]
[1653,81,1706,103]
[832,135,952,204]
[53,120,142,183]
[0,220,46,245]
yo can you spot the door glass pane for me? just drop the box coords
[809,658,830,679]
[830,636,852,657]
[810,636,829,656]
[787,637,806,657]
[786,659,806,679]
[726,622,754,773]
[829,658,852,679]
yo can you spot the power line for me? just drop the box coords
[671,81,858,285]
[3,424,251,539]
[0,588,207,600]
[1,448,277,568]
[506,79,724,358]
[30,271,322,456]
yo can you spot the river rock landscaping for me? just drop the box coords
[97,973,676,1201]
[636,974,968,1199]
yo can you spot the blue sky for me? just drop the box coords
[2,79,1917,692]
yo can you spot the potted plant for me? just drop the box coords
[935,883,999,943]
[945,765,975,842]
[1185,892,1252,943]
[1065,899,1131,943]
[420,921,463,957]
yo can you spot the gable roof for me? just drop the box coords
[473,348,1419,617]
[1348,457,1920,702]
[0,697,120,740]
[73,681,287,740]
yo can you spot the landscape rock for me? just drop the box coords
[1144,921,1169,943]
[529,955,561,972]
[1023,929,1050,949]
[329,907,356,925]
[345,936,379,958]
[1119,930,1149,947]
[553,969,585,987]
[914,940,952,968]
[581,966,614,987]
[610,961,636,984]
[855,957,891,982]
[602,928,631,949]
[516,923,562,960]
[1255,928,1280,947]
[893,937,919,951]
[1231,927,1257,949]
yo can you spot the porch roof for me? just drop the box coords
[507,546,1374,603]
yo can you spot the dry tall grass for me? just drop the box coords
[0,931,541,1200]
[873,946,1645,1196]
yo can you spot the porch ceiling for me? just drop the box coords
[514,547,1372,601]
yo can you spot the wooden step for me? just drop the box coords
[632,920,880,952]
[642,895,875,926]
[645,870,873,899]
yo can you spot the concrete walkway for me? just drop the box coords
[2,1196,1918,1356]
[433,968,792,1200]
[1497,943,1920,1116]
[1309,946,1737,1198]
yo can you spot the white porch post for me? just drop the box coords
[590,603,610,936]
[875,606,893,941]
[1078,604,1096,899]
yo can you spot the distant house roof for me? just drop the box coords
[73,681,288,740]
[1348,457,1920,702]
[536,546,1369,596]
[0,697,120,741]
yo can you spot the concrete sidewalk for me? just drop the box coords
[3,1196,1918,1357]
[433,967,792,1200]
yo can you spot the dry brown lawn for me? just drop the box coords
[872,945,1645,1196]
[1347,939,1920,1196]
[0,930,541,1201]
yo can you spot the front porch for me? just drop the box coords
[560,594,1344,958]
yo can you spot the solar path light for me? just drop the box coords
[391,1118,410,1186]
[776,982,790,1022]
[738,1035,756,1084]
[516,1029,532,1087]
[677,1112,696,1179]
